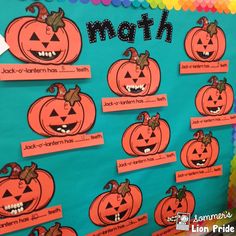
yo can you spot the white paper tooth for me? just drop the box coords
[42,51,45,56]
[45,52,49,56]
[8,205,10,209]
[57,128,62,131]
[49,52,52,57]
[20,202,23,207]
[52,51,56,56]
[66,130,70,134]
[17,203,20,208]
[62,125,67,128]
[38,52,42,56]
[61,129,66,133]
[20,207,23,212]
[144,148,151,153]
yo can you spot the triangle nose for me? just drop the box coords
[198,154,202,158]
[114,207,119,211]
[15,195,21,201]
[145,139,149,143]
[61,116,66,121]
[203,45,207,49]
[213,101,217,104]
[42,42,49,48]
[133,79,138,83]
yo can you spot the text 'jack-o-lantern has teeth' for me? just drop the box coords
[89,179,142,226]
[28,83,96,137]
[195,76,234,116]
[181,130,219,169]
[185,17,226,62]
[0,162,54,218]
[154,186,195,227]
[122,112,170,156]
[5,2,82,65]
[107,47,161,97]
[29,222,77,236]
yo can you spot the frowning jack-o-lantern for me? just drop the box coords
[0,162,54,218]
[29,223,77,236]
[185,17,226,62]
[107,48,160,97]
[89,179,142,226]
[5,2,82,64]
[122,112,170,156]
[181,130,219,169]
[154,186,195,226]
[195,76,234,116]
[28,83,96,137]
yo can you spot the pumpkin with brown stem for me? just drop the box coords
[107,47,160,97]
[5,2,82,64]
[154,186,195,226]
[89,179,142,226]
[0,162,54,218]
[185,17,226,62]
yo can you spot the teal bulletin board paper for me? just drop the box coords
[0,1,235,235]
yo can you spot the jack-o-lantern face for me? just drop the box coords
[181,130,219,169]
[5,2,82,65]
[0,163,54,218]
[185,17,226,62]
[29,223,78,236]
[195,76,234,116]
[122,112,170,156]
[108,48,160,97]
[89,179,142,226]
[154,186,195,226]
[28,83,96,137]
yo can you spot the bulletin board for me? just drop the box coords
[0,0,235,235]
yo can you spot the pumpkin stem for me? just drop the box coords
[47,83,67,99]
[104,180,119,193]
[26,2,49,23]
[194,130,204,141]
[45,223,62,236]
[208,76,219,87]
[137,112,150,125]
[166,186,178,197]
[123,47,139,63]
[0,163,22,179]
[29,226,47,236]
[197,17,209,30]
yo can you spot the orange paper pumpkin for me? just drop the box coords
[0,163,54,218]
[154,186,195,226]
[89,179,142,226]
[28,83,96,137]
[185,17,226,62]
[107,47,160,97]
[5,2,82,64]
[29,223,77,236]
[181,130,219,169]
[122,112,170,156]
[195,76,234,116]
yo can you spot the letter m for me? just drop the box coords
[86,20,116,43]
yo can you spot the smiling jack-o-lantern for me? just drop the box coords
[195,76,234,116]
[181,130,219,169]
[89,179,142,226]
[122,112,170,156]
[0,162,54,218]
[185,17,226,62]
[5,2,82,64]
[29,223,77,236]
[28,83,96,137]
[107,47,160,97]
[154,186,195,226]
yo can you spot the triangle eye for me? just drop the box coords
[50,109,58,117]
[106,202,113,209]
[124,72,131,78]
[167,206,172,211]
[178,203,182,208]
[30,32,40,41]
[203,148,208,153]
[197,39,202,44]
[137,134,143,140]
[209,39,213,45]
[150,132,156,138]
[51,34,59,41]
[208,96,213,101]
[23,186,32,193]
[139,71,145,78]
[218,95,222,100]
[3,190,12,198]
[121,199,127,205]
[192,149,197,154]
[68,108,76,115]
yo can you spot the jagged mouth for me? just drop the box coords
[192,158,208,166]
[3,200,34,215]
[136,144,156,154]
[50,122,77,134]
[30,50,61,61]
[167,215,178,223]
[124,84,146,94]
[197,51,213,59]
[207,106,222,114]
[106,210,128,222]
